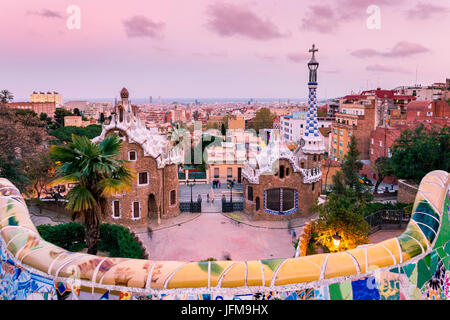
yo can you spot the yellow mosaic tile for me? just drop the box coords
[98,259,153,288]
[149,261,186,289]
[220,262,246,288]
[209,261,235,287]
[167,262,209,288]
[323,252,358,279]
[274,258,321,285]
[246,260,264,286]
[367,244,395,270]
[346,248,367,274]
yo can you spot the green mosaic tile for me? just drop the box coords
[403,264,416,278]
[436,247,447,260]
[416,259,433,289]
[328,283,342,300]
[339,281,353,300]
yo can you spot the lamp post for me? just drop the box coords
[187,178,196,212]
[228,179,234,212]
[332,233,341,250]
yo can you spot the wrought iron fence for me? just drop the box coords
[364,209,411,235]
[221,199,244,213]
[179,202,202,213]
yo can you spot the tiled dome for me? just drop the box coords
[120,87,129,99]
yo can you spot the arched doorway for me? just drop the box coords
[148,194,158,219]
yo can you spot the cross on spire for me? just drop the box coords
[309,44,318,59]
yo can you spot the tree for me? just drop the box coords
[50,134,134,254]
[49,124,102,143]
[312,191,370,252]
[312,171,370,252]
[341,135,369,198]
[99,113,105,124]
[0,106,47,193]
[0,90,14,103]
[53,108,74,128]
[391,124,450,182]
[251,108,275,132]
[373,157,394,194]
[73,108,81,116]
[221,122,226,136]
[28,151,54,200]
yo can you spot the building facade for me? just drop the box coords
[30,91,62,106]
[6,102,57,118]
[92,88,182,227]
[242,44,325,221]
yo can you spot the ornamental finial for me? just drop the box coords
[309,44,318,61]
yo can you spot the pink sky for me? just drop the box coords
[0,0,449,100]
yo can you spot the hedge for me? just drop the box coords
[98,224,145,259]
[37,222,145,259]
[37,222,86,252]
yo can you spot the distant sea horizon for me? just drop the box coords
[60,97,312,104]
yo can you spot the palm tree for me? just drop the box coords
[50,134,134,254]
[0,90,14,104]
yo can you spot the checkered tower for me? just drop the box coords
[305,44,319,138]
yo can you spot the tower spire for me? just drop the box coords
[305,44,320,138]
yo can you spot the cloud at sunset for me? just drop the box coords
[366,63,411,74]
[286,52,310,63]
[351,42,430,58]
[123,15,165,39]
[205,2,287,40]
[406,2,449,19]
[26,9,63,19]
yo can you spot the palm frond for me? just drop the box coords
[65,185,97,212]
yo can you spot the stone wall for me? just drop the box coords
[398,179,419,204]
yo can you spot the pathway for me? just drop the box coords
[138,214,303,261]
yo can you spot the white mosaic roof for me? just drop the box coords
[92,101,181,168]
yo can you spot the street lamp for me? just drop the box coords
[187,178,196,212]
[332,233,341,249]
[228,179,234,211]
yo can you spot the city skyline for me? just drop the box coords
[1,0,449,100]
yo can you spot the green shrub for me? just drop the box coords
[37,222,145,259]
[37,222,86,252]
[98,223,144,259]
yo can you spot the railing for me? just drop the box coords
[179,201,202,213]
[221,198,244,213]
[364,209,411,235]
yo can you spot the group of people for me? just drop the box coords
[212,180,221,188]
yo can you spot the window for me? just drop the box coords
[286,168,290,176]
[248,186,253,201]
[129,150,137,161]
[371,138,374,145]
[170,190,176,205]
[132,201,140,219]
[112,200,121,218]
[214,168,219,178]
[279,165,285,178]
[138,172,149,185]
[265,188,297,215]
[379,141,383,147]
[255,197,260,211]
[227,167,232,177]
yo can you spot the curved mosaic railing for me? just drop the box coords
[1,170,449,300]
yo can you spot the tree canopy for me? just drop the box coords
[49,124,102,143]
[250,108,275,132]
[391,124,450,182]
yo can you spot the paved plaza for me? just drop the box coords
[138,214,303,261]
